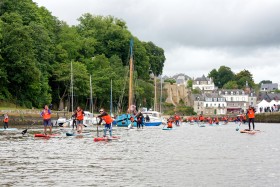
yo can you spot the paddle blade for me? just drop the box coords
[128,123,132,129]
[22,129,27,135]
[236,126,240,131]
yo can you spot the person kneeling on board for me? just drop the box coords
[97,108,114,137]
[167,117,173,128]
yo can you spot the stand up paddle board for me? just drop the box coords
[93,136,120,142]
[162,127,174,130]
[0,128,18,131]
[66,132,91,136]
[240,130,260,134]
[34,134,60,138]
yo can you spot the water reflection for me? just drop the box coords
[0,123,280,186]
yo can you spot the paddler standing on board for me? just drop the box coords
[40,105,52,135]
[97,108,114,137]
[3,113,9,129]
[247,106,255,131]
[174,113,180,126]
[74,106,85,134]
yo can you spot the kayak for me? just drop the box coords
[162,127,174,130]
[34,134,60,138]
[66,132,91,136]
[0,128,18,131]
[93,136,120,142]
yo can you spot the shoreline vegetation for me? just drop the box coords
[1,108,280,126]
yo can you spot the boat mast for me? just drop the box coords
[90,75,93,113]
[71,61,74,114]
[110,79,113,116]
[128,39,134,113]
[154,75,157,111]
[160,75,162,113]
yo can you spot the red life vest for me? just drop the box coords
[102,115,113,124]
[76,110,84,120]
[42,109,51,120]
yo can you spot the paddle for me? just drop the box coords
[96,117,100,137]
[22,121,35,135]
[236,122,242,131]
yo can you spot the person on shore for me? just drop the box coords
[247,106,255,131]
[40,105,52,135]
[3,113,9,129]
[97,108,114,137]
[74,106,85,133]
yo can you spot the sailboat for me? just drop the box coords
[56,62,97,128]
[115,39,137,127]
[140,75,166,126]
[115,39,164,127]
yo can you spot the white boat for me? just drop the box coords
[141,108,166,125]
[55,111,98,127]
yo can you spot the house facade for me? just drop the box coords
[192,75,215,93]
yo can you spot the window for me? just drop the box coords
[231,97,234,101]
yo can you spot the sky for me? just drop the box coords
[33,0,280,84]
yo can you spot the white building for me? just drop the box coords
[192,75,215,93]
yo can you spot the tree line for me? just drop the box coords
[0,0,166,112]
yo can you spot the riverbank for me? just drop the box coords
[0,109,71,126]
[1,109,280,126]
[255,112,280,123]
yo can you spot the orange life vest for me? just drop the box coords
[248,109,255,118]
[102,115,114,124]
[4,117,9,123]
[42,109,51,120]
[167,122,173,128]
[174,115,180,120]
[76,110,84,120]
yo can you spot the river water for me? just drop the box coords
[0,123,279,187]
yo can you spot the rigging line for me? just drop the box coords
[117,41,133,114]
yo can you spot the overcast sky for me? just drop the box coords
[33,0,280,84]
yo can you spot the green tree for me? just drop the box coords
[187,79,193,88]
[223,81,238,89]
[208,66,235,88]
[259,80,272,84]
[0,19,9,99]
[1,12,45,107]
[235,69,255,88]
[164,78,176,84]
[208,69,219,86]
[52,61,89,110]
[143,41,165,76]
